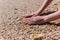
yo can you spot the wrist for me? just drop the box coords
[43,15,55,22]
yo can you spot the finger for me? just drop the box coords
[33,14,38,17]
[22,18,31,24]
[24,18,34,24]
[22,18,28,24]
[36,19,45,24]
[22,21,28,24]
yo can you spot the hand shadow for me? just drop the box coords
[41,22,60,26]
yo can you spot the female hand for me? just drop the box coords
[23,16,47,25]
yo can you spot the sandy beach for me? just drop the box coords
[0,0,60,40]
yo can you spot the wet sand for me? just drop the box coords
[0,0,60,40]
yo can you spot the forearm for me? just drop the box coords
[45,11,60,21]
[36,0,52,14]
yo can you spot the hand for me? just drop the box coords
[23,16,47,25]
[23,12,39,18]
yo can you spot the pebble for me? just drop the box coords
[30,34,44,40]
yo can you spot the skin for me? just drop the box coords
[23,16,47,24]
[23,0,60,25]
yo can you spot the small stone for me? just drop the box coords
[8,18,11,19]
[54,3,58,5]
[30,27,33,29]
[14,13,17,14]
[31,34,44,40]
[0,36,5,40]
[14,8,18,10]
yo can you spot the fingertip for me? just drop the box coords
[22,15,26,18]
[22,20,28,24]
[22,16,28,18]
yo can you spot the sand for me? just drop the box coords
[0,0,60,40]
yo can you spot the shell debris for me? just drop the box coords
[30,34,44,40]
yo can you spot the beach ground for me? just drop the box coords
[0,0,60,40]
